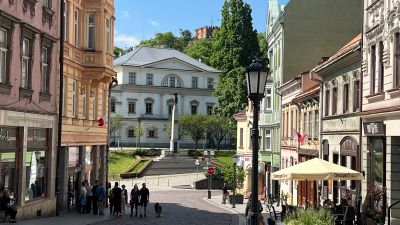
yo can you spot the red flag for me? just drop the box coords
[97,117,104,126]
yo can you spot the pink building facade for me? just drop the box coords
[0,0,59,219]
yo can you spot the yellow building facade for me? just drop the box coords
[59,0,116,210]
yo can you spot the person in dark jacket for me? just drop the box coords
[112,182,122,216]
[130,184,140,217]
[1,188,16,223]
[95,181,106,216]
[92,180,98,215]
[139,183,149,217]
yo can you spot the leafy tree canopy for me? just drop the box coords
[139,29,194,52]
[185,38,213,66]
[211,0,260,118]
[114,46,134,58]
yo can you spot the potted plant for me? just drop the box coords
[365,184,386,225]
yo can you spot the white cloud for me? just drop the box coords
[148,19,160,27]
[114,32,140,48]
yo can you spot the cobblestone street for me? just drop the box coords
[90,190,239,225]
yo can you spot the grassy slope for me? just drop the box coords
[214,151,236,166]
[108,150,138,178]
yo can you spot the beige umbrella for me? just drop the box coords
[271,158,363,181]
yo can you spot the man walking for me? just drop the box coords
[85,181,93,214]
[112,182,122,216]
[139,183,149,217]
[95,181,106,216]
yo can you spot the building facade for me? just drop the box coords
[194,26,218,39]
[233,103,266,200]
[361,0,400,223]
[263,0,362,201]
[58,0,116,211]
[0,0,59,219]
[277,75,302,205]
[111,46,219,148]
[313,35,362,207]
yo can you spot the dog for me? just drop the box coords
[154,202,162,217]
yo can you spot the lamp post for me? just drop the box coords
[195,159,200,180]
[232,154,239,208]
[246,58,270,225]
[204,150,215,199]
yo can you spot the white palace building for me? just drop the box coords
[110,46,220,148]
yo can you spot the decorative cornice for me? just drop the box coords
[22,0,37,17]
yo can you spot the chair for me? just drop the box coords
[340,206,355,225]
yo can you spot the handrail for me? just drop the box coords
[388,200,400,225]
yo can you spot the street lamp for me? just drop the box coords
[195,159,200,180]
[246,58,270,225]
[232,154,239,208]
[204,150,215,199]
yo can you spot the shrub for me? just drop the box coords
[188,150,203,157]
[133,148,161,156]
[284,208,335,225]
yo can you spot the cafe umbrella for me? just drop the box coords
[271,158,363,206]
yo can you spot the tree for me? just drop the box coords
[135,123,144,149]
[210,0,260,118]
[221,164,245,189]
[206,115,231,151]
[114,46,134,58]
[179,115,207,150]
[258,32,268,60]
[185,38,213,65]
[110,114,125,145]
[139,30,193,52]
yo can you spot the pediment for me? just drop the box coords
[143,58,206,72]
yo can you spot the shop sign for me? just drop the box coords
[0,127,17,150]
[27,128,49,149]
[363,121,385,136]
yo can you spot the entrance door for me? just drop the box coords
[67,171,81,211]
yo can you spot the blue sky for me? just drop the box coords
[114,0,288,48]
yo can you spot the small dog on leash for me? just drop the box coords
[154,202,162,217]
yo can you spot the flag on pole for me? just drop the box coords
[293,128,308,144]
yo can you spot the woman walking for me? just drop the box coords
[130,184,140,217]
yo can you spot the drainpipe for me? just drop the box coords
[56,0,65,216]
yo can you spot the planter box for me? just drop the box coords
[229,194,244,204]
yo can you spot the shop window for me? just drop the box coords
[25,151,46,201]
[1,152,16,198]
[370,137,384,185]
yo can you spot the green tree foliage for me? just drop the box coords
[221,164,245,189]
[110,114,125,145]
[258,32,268,60]
[211,0,260,118]
[185,38,213,65]
[179,115,207,150]
[206,115,231,151]
[139,30,193,52]
[114,46,134,58]
[135,123,144,149]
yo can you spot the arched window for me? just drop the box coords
[161,75,183,88]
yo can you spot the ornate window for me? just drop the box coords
[146,73,153,85]
[161,75,183,88]
[87,13,95,50]
[0,28,8,85]
[147,126,158,138]
[145,97,154,114]
[190,100,199,115]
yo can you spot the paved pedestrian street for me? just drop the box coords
[91,190,238,225]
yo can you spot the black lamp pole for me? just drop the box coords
[246,58,269,225]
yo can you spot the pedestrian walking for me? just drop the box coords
[245,196,264,225]
[0,186,17,223]
[92,180,99,215]
[85,180,93,214]
[95,181,106,216]
[121,184,128,214]
[112,182,122,216]
[139,183,149,218]
[79,182,87,214]
[130,184,140,217]
[222,183,229,204]
[107,182,113,215]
